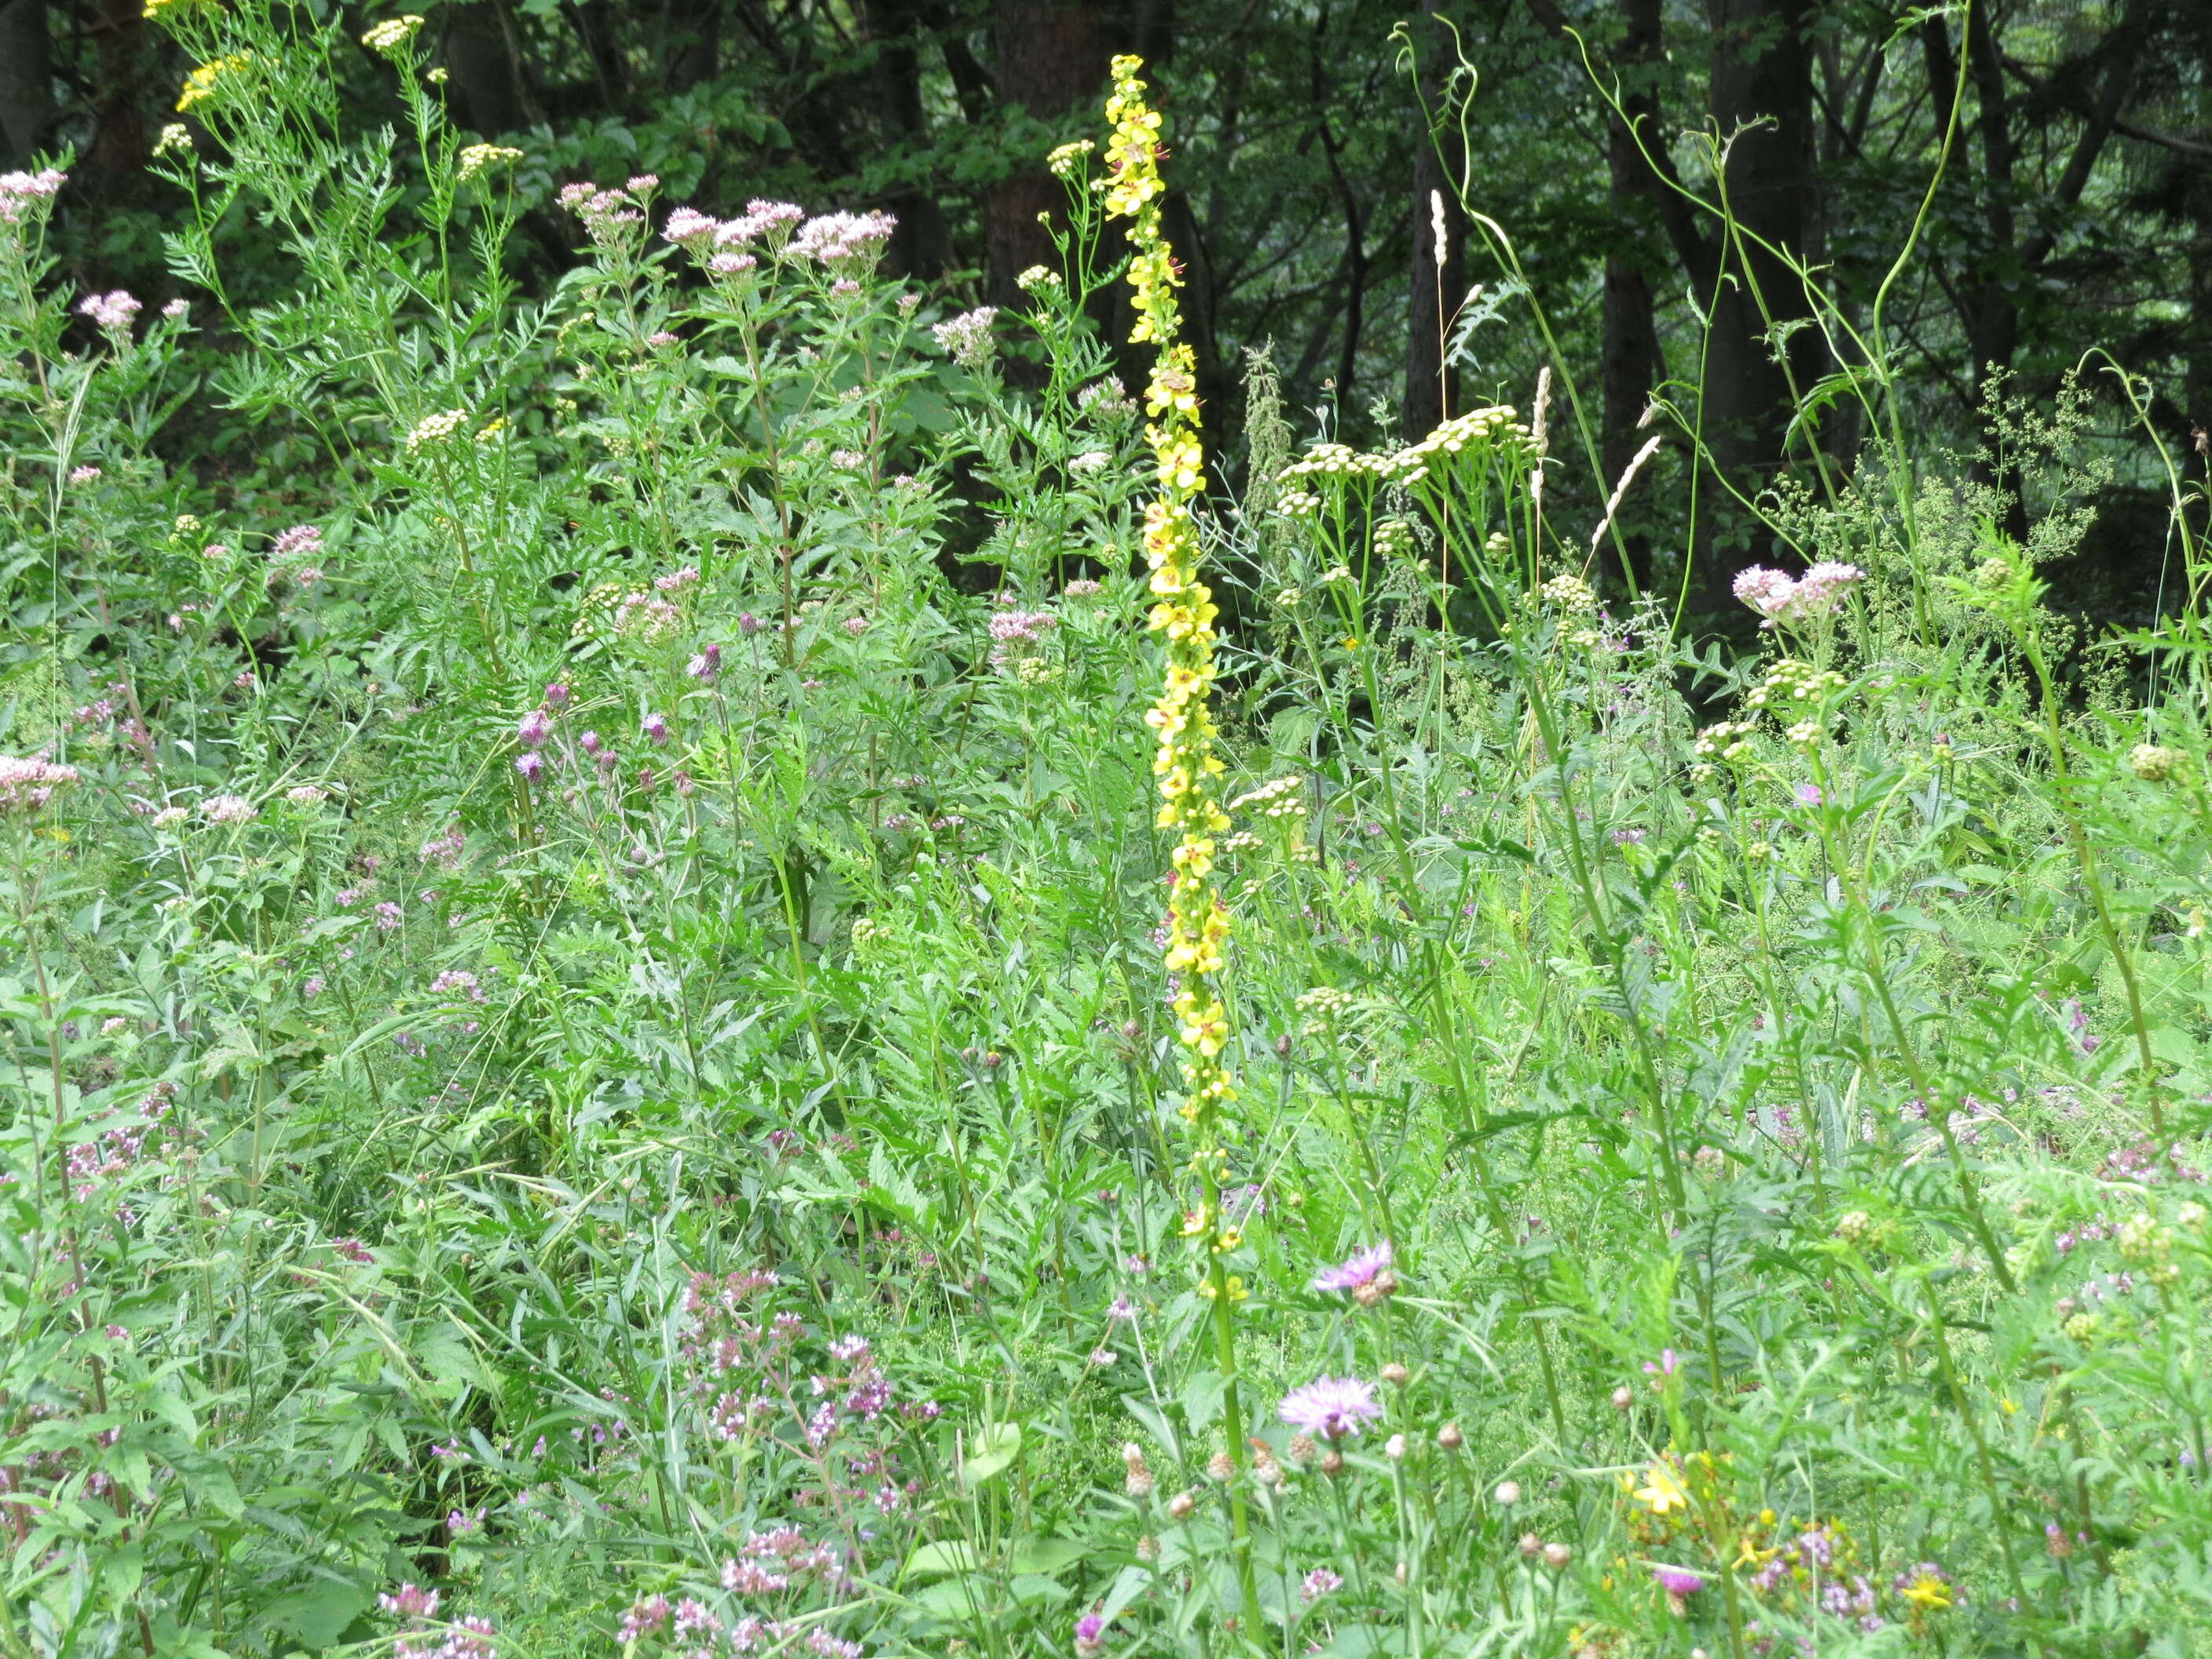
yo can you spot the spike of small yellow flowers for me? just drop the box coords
[1108,57,1237,1174]
[1632,1462,1691,1517]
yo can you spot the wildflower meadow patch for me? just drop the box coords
[7,7,2212,1659]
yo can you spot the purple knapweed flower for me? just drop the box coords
[518,709,551,749]
[1312,1241,1396,1305]
[1074,1613,1106,1657]
[1277,1375,1382,1441]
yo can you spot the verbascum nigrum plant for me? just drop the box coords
[1103,52,1265,1621]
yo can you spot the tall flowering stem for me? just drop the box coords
[1101,54,1262,1628]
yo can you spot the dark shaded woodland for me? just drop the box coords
[8,0,2209,621]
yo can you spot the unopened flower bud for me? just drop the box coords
[1350,1270,1397,1308]
[1519,1532,1542,1558]
[1320,1449,1344,1477]
[1136,1535,1156,1562]
[1167,1490,1196,1521]
[1493,1481,1522,1506]
[1206,1452,1234,1484]
[1287,1433,1317,1467]
[1122,1442,1155,1498]
[1436,1423,1463,1451]
[1611,1386,1635,1412]
[1380,1362,1409,1386]
[1384,1434,1406,1460]
[1543,1542,1573,1570]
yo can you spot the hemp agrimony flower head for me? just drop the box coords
[0,756,81,814]
[0,167,65,231]
[77,290,141,339]
[932,307,998,371]
[790,210,897,273]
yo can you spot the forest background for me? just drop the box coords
[5,0,2210,631]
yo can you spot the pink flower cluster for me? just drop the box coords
[1731,561,1865,627]
[379,1583,496,1659]
[64,1085,181,1226]
[268,523,325,588]
[987,607,1056,667]
[0,167,65,228]
[663,200,894,279]
[720,1525,849,1594]
[0,755,80,813]
[558,180,646,244]
[933,306,998,370]
[77,290,141,335]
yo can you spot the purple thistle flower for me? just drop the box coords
[518,709,551,749]
[545,681,571,706]
[1793,782,1822,806]
[1654,1566,1704,1597]
[1074,1613,1105,1657]
[643,712,669,745]
[1643,1348,1681,1379]
[1277,1375,1382,1441]
[1312,1241,1393,1299]
[515,752,544,781]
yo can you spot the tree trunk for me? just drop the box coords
[0,0,54,168]
[866,0,953,280]
[443,0,541,137]
[88,0,147,181]
[1694,0,1822,619]
[985,0,1112,306]
[1601,0,1664,589]
[1402,0,1463,441]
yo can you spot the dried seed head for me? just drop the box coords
[1320,1448,1345,1477]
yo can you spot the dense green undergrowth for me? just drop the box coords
[9,8,2212,1659]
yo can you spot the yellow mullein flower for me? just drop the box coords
[1633,1462,1691,1517]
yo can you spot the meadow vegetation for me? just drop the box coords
[9,8,2212,1658]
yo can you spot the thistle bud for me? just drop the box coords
[1122,1442,1155,1499]
[1436,1422,1463,1452]
[1166,1490,1196,1521]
